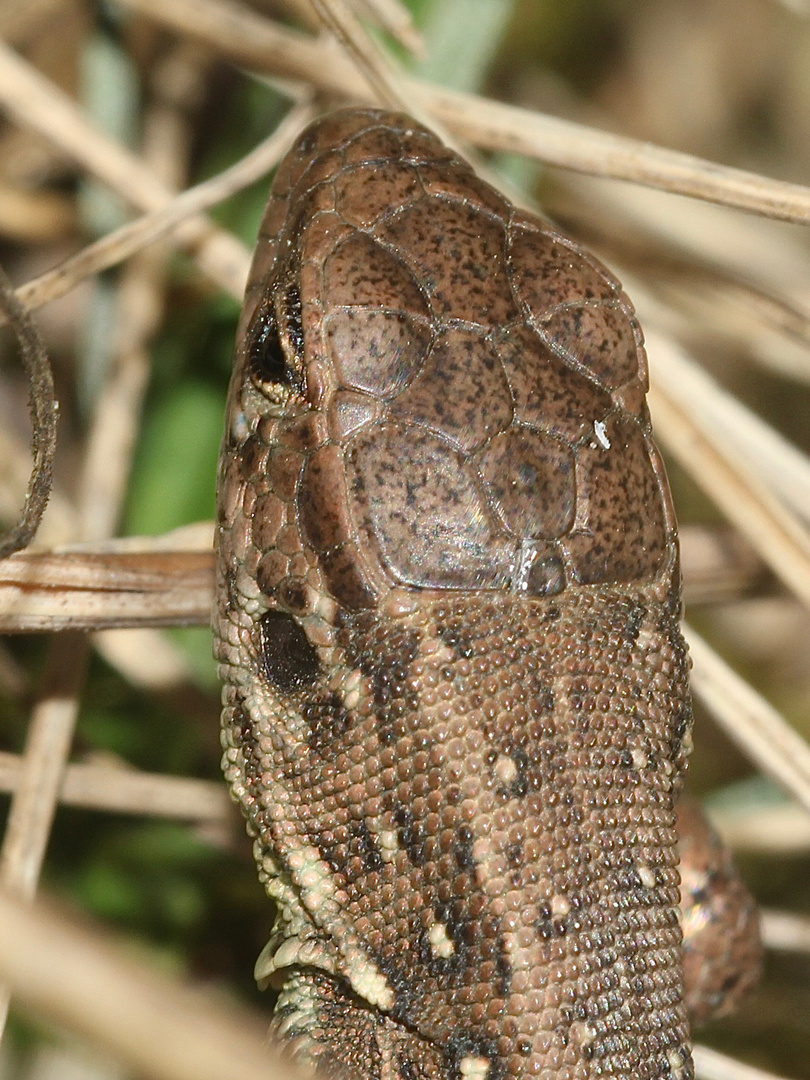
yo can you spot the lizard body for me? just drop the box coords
[214,107,695,1080]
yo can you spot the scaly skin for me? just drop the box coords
[214,107,695,1080]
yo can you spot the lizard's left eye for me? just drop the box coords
[248,314,303,394]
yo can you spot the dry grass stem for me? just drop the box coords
[353,0,424,56]
[693,1045,793,1080]
[0,264,58,559]
[686,627,810,820]
[758,909,810,954]
[653,280,810,386]
[92,627,198,690]
[77,44,203,544]
[679,526,765,606]
[0,182,76,242]
[309,0,411,110]
[0,890,307,1080]
[0,523,758,633]
[708,801,810,855]
[0,428,77,548]
[6,103,313,322]
[563,175,810,305]
[0,632,89,1031]
[647,356,810,612]
[0,38,251,296]
[558,179,810,383]
[0,750,228,822]
[0,539,215,633]
[647,331,810,523]
[0,55,210,1037]
[115,0,810,224]
[420,85,810,226]
[0,636,88,899]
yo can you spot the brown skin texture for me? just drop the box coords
[677,797,761,1026]
[215,108,756,1080]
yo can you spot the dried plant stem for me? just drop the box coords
[309,0,410,110]
[0,751,228,821]
[647,363,810,612]
[646,330,810,524]
[0,262,64,1035]
[80,46,207,543]
[693,1046,794,1080]
[0,638,87,896]
[426,86,810,226]
[686,626,810,820]
[6,102,312,322]
[759,908,810,954]
[0,263,58,558]
[0,50,213,1044]
[0,632,89,1030]
[115,0,810,225]
[708,800,810,855]
[352,0,423,56]
[0,890,305,1080]
[0,549,215,631]
[0,523,761,632]
[0,38,249,296]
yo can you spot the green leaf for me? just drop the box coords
[124,382,225,536]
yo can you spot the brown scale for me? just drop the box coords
[214,108,760,1080]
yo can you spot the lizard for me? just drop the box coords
[213,106,758,1080]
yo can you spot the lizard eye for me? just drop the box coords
[248,314,303,394]
[248,285,305,396]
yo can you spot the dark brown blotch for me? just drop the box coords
[671,702,693,763]
[278,579,310,613]
[453,825,475,871]
[258,610,320,693]
[535,904,569,941]
[394,804,427,867]
[303,691,352,754]
[396,1056,419,1080]
[318,543,380,611]
[357,626,422,745]
[238,435,269,483]
[348,819,384,875]
[436,620,476,661]
[622,600,647,644]
[505,841,524,870]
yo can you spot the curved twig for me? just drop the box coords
[0,263,58,559]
